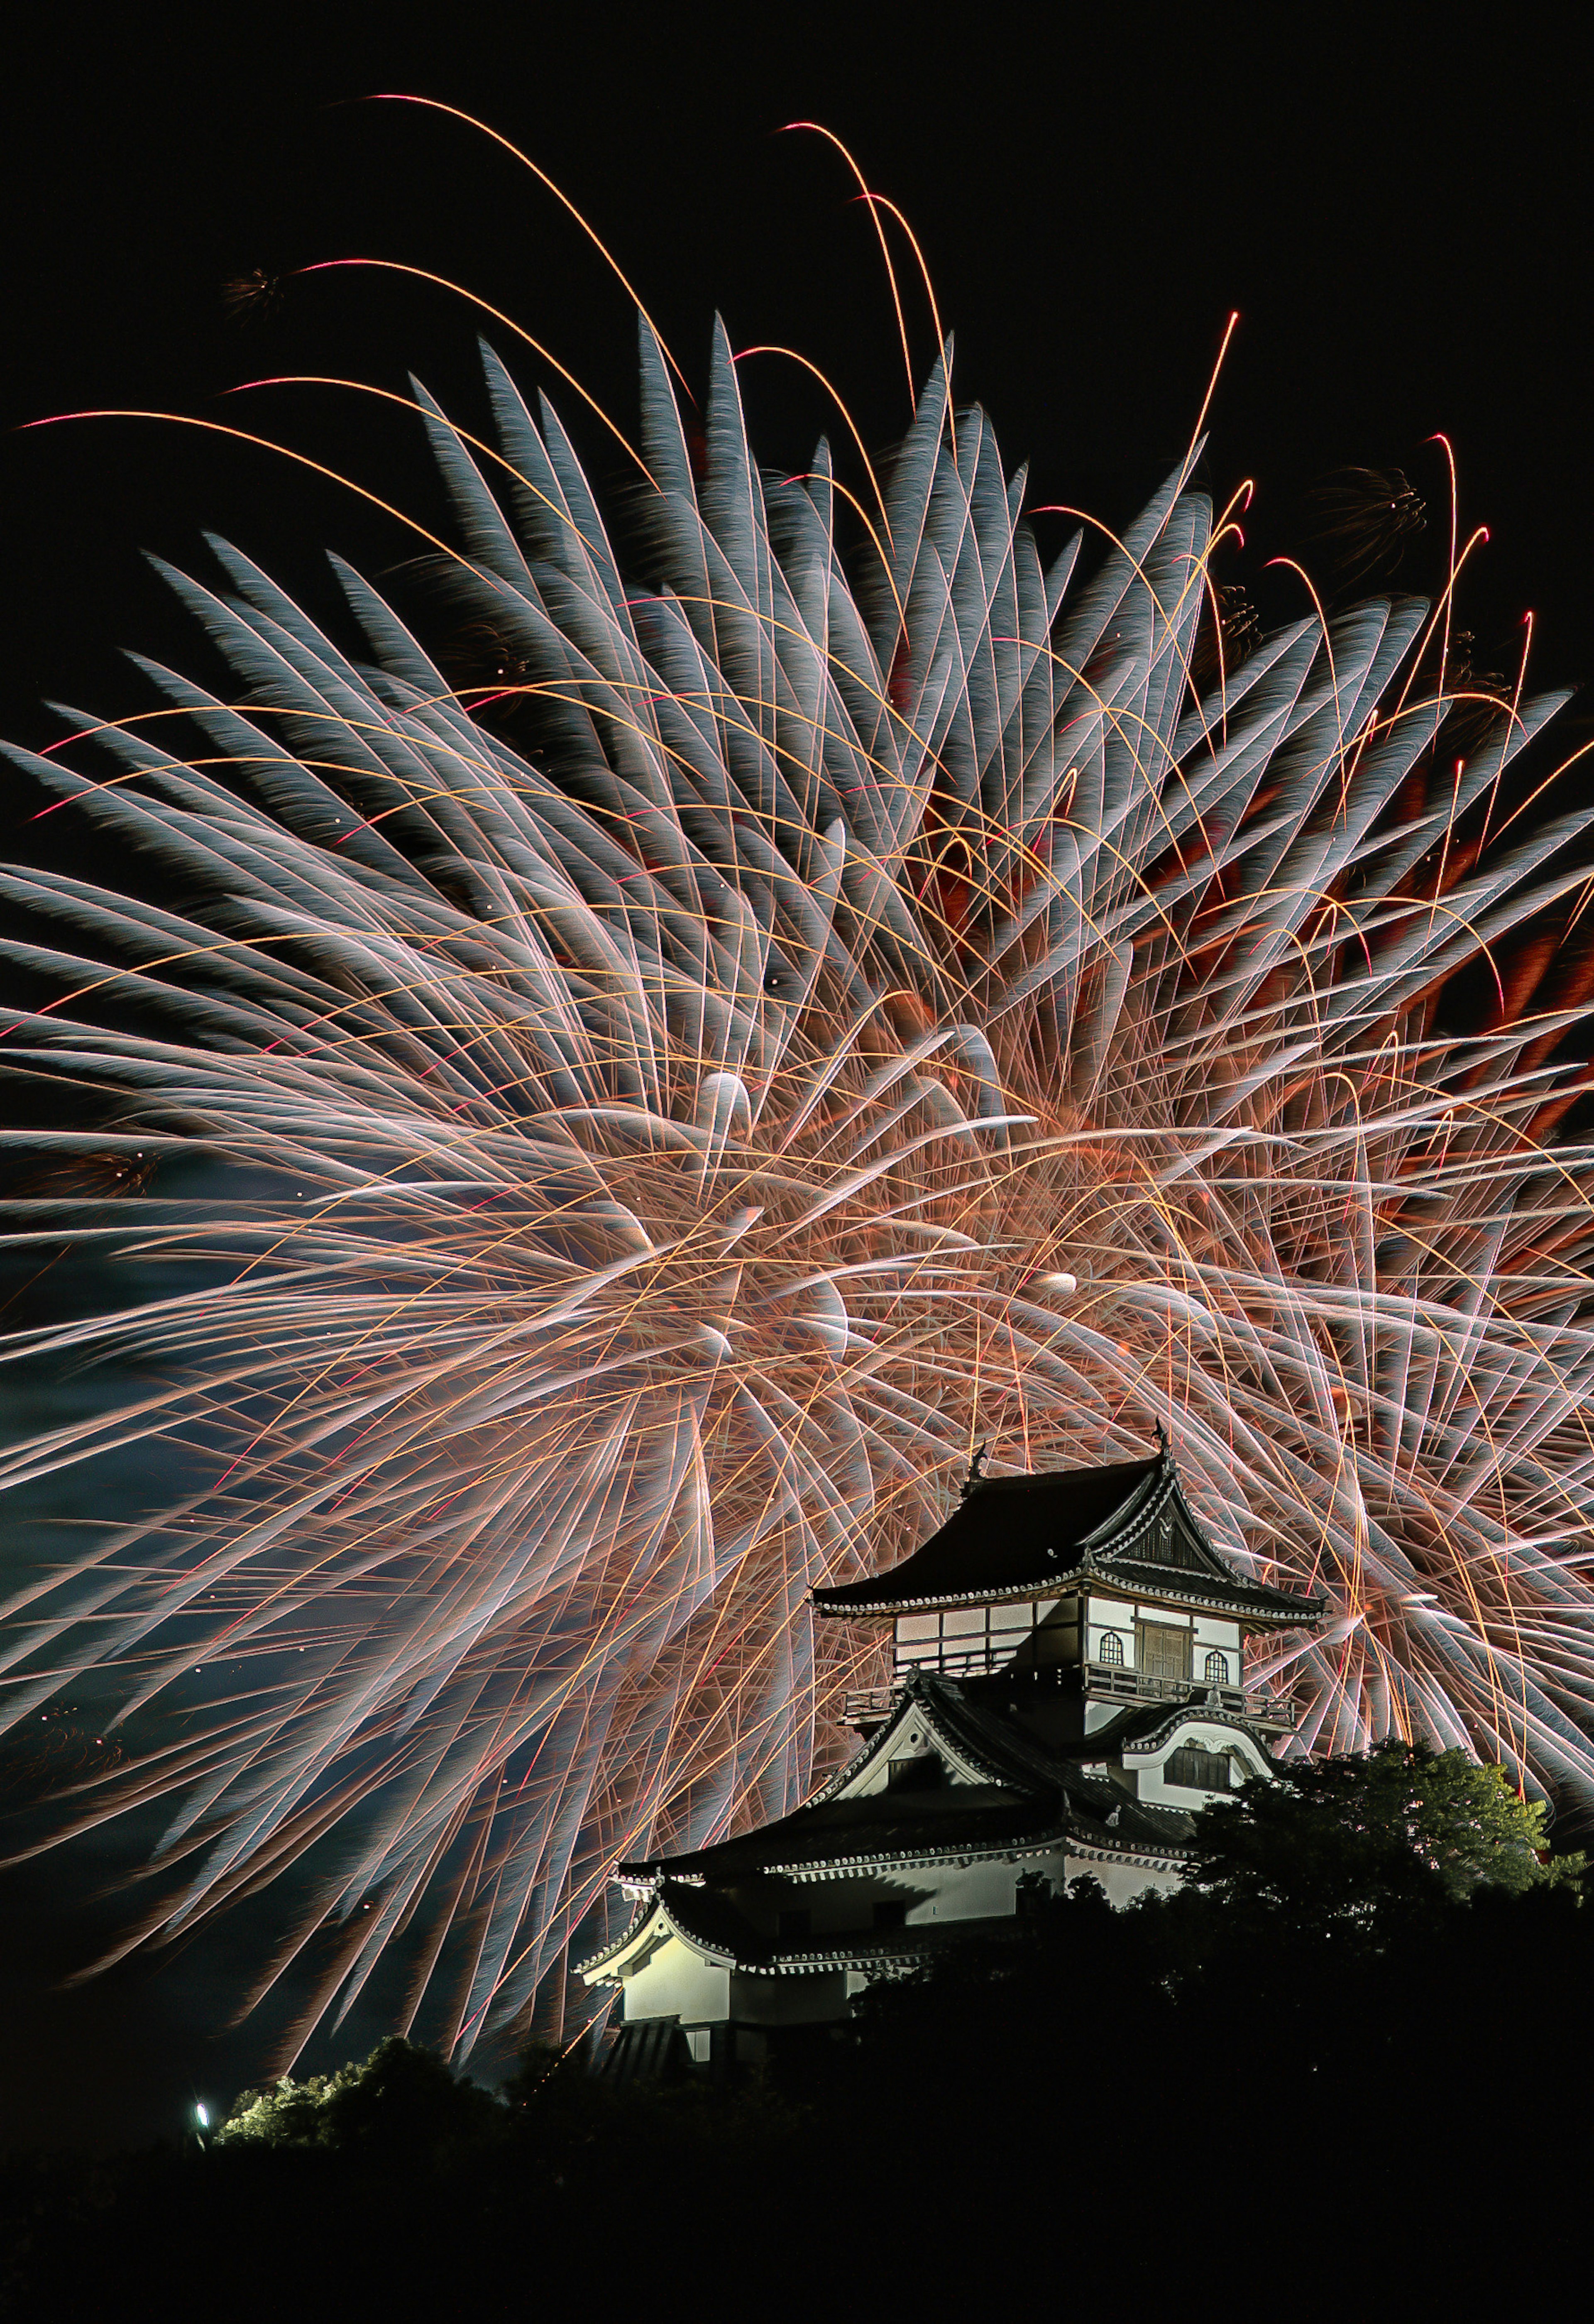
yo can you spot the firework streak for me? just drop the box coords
[2,313,1593,2053]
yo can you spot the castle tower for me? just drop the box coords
[578,1441,1320,2077]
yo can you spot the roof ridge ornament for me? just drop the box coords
[1154,1417,1171,1458]
[960,1440,990,1501]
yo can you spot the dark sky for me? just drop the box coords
[2,5,1589,2150]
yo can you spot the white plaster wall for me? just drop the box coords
[776,1857,1024,1929]
[836,1845,1188,1927]
[620,1936,731,2024]
[1031,1598,1075,1669]
[776,1852,1072,1933]
[841,1754,892,1797]
[1088,1595,1135,1627]
[1193,1616,1241,1649]
[900,1856,1019,1923]
[1063,1854,1183,1907]
[1191,1615,1240,1684]
[895,1612,939,1670]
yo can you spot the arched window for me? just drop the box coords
[1204,1650,1230,1684]
[1098,1630,1125,1666]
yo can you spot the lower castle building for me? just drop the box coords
[578,1441,1320,2074]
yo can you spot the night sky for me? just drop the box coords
[2,7,1589,2149]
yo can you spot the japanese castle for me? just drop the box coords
[579,1439,1320,2075]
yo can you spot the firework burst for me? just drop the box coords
[4,136,1594,2056]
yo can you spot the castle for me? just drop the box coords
[579,1440,1320,2076]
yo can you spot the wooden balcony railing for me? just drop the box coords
[841,1663,1297,1730]
[1081,1661,1296,1726]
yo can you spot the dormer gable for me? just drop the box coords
[1107,1468,1229,1583]
[802,1674,1017,1804]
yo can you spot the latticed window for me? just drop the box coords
[1166,1744,1233,1791]
[1204,1649,1231,1684]
[1098,1630,1125,1666]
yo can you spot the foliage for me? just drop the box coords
[1184,1739,1585,1922]
[827,1752,1591,2191]
[12,1881,1594,2320]
[219,2036,501,2154]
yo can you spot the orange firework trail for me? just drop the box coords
[3,117,1594,2057]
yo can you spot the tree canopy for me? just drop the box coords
[10,1759,1593,2315]
[1183,1739,1581,1928]
[219,2036,502,2155]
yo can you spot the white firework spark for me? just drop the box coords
[3,205,1594,2055]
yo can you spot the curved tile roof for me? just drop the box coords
[815,1458,1159,1610]
[812,1451,1320,1626]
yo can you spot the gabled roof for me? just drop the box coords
[580,1889,1070,1983]
[811,1449,1320,1629]
[576,1872,764,1980]
[614,1672,1196,1887]
[619,1783,1054,1884]
[815,1457,1159,1610]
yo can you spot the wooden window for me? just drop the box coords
[777,1908,811,1942]
[1166,1744,1232,1791]
[1097,1629,1125,1666]
[1138,1622,1192,1681]
[1204,1649,1231,1684]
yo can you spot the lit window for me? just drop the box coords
[1098,1630,1125,1665]
[1204,1650,1230,1684]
